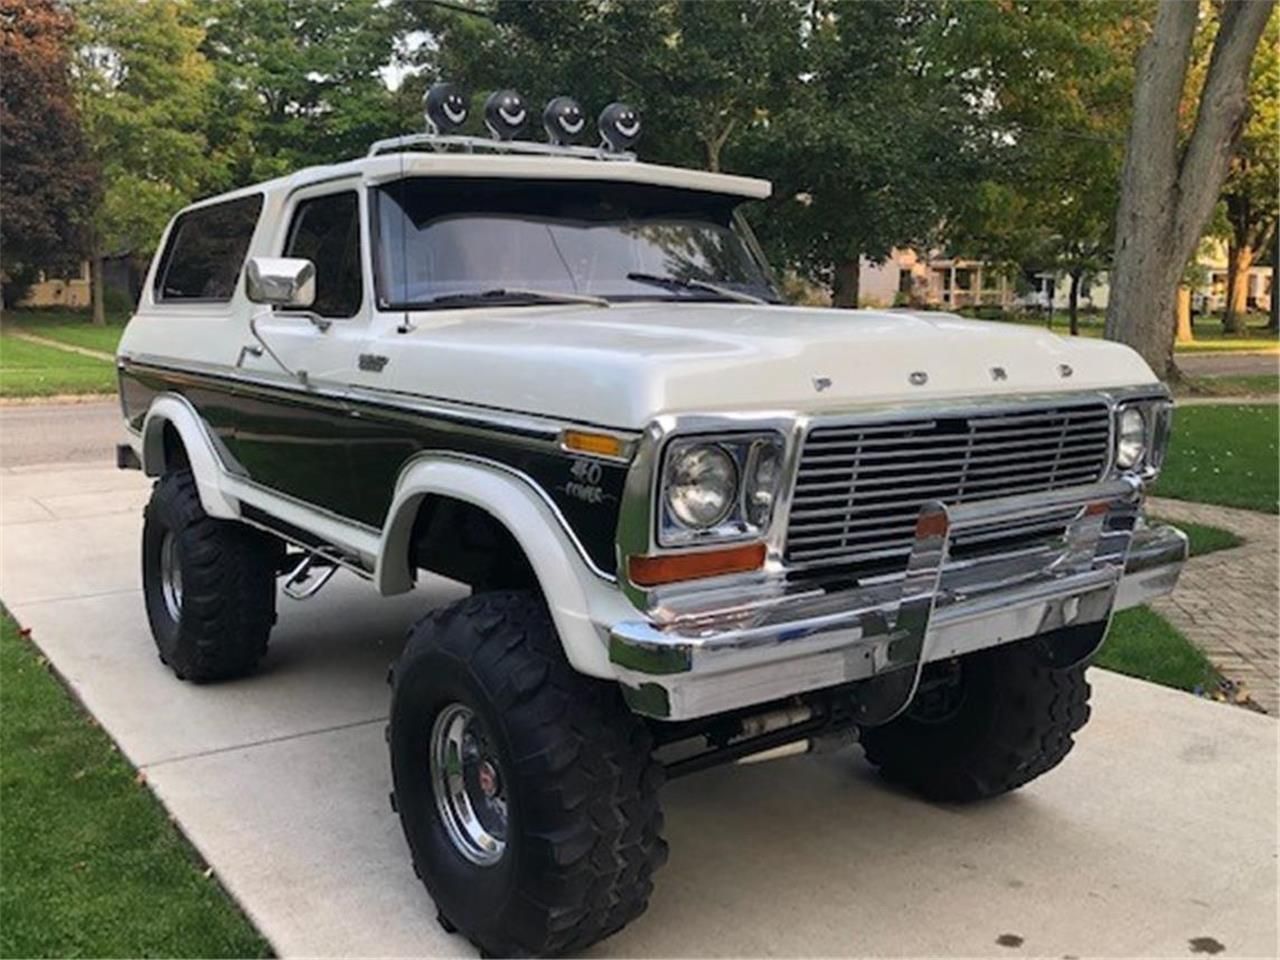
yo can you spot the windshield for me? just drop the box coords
[373,178,778,308]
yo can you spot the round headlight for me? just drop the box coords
[1116,406,1147,469]
[665,443,737,528]
[744,441,783,527]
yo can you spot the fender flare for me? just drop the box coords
[140,394,240,519]
[376,454,617,679]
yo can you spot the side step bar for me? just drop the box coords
[282,553,339,601]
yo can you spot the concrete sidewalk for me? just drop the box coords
[2,461,1277,958]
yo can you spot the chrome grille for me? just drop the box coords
[785,402,1112,568]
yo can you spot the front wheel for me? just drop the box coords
[859,638,1091,802]
[142,469,280,681]
[388,591,667,957]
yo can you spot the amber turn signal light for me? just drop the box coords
[627,542,766,587]
[562,430,625,458]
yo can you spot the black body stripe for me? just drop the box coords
[120,363,624,574]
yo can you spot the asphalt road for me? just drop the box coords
[0,399,122,468]
[1177,352,1279,376]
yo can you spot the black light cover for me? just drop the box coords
[424,82,469,133]
[598,102,641,152]
[543,96,587,145]
[484,90,528,140]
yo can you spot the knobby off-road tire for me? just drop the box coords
[860,638,1091,802]
[388,590,667,958]
[142,469,280,681]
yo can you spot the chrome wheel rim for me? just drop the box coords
[429,703,508,866]
[159,531,183,622]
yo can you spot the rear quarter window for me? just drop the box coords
[154,194,264,303]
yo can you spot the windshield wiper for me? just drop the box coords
[625,272,766,305]
[424,288,610,308]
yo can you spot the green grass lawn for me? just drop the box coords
[1154,404,1279,513]
[1175,325,1279,353]
[24,323,124,355]
[989,310,1278,353]
[0,334,117,398]
[0,611,270,958]
[2,306,128,355]
[1177,373,1279,398]
[1094,606,1221,693]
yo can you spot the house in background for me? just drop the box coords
[17,261,92,308]
[15,255,144,310]
[1197,239,1275,314]
[859,243,1272,315]
[857,249,1108,312]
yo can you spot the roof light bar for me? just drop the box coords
[369,83,641,162]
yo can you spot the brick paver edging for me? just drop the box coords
[1145,496,1279,716]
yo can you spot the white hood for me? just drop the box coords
[387,303,1160,428]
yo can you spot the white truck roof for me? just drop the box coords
[183,149,772,212]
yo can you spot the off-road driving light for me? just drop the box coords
[1116,405,1148,469]
[665,442,737,529]
[424,82,469,134]
[544,96,587,145]
[743,439,784,528]
[598,102,641,152]
[484,89,527,140]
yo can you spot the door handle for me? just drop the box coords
[248,309,310,386]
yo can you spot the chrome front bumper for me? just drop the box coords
[609,478,1187,720]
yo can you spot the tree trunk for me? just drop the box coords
[833,256,861,308]
[91,253,105,326]
[1175,286,1194,343]
[1223,243,1254,332]
[1269,231,1279,332]
[1105,0,1274,379]
[1067,269,1082,336]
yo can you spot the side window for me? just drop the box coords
[155,194,263,303]
[284,191,363,319]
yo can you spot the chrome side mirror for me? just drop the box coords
[245,257,316,308]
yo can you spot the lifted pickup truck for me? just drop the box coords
[117,90,1186,957]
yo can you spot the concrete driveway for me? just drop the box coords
[2,456,1277,958]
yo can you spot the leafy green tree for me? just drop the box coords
[199,0,410,185]
[0,0,99,310]
[419,1,982,306]
[76,0,217,323]
[411,0,807,173]
[941,0,1145,333]
[748,0,981,306]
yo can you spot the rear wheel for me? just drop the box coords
[142,469,281,681]
[859,638,1091,802]
[388,590,667,957]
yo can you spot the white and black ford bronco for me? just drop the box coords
[116,88,1187,956]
